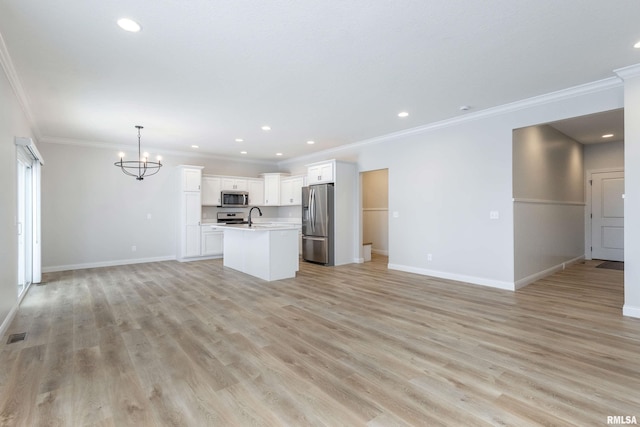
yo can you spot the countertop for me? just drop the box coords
[214,223,300,231]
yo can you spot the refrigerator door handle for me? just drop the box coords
[303,236,325,241]
[310,188,316,232]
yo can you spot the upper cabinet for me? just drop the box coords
[202,175,263,206]
[307,161,334,184]
[201,172,306,207]
[247,179,264,206]
[221,177,248,191]
[182,167,202,191]
[202,176,222,206]
[262,173,285,206]
[280,175,305,205]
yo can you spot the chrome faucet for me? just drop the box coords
[248,206,262,227]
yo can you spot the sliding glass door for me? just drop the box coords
[16,139,41,297]
[17,157,33,296]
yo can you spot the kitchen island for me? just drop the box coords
[217,223,300,281]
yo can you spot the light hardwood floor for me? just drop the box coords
[1,256,638,426]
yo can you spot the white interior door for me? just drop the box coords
[591,171,624,261]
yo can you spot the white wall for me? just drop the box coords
[512,125,585,287]
[618,66,640,317]
[38,141,278,271]
[0,63,36,331]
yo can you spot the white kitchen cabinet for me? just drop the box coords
[182,167,202,191]
[221,177,248,191]
[201,225,224,257]
[307,161,334,184]
[178,165,203,260]
[280,175,305,205]
[262,173,288,206]
[201,175,222,206]
[247,178,264,206]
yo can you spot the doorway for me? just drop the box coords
[361,169,389,260]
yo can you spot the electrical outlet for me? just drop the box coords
[490,210,499,220]
[131,245,137,252]
[427,253,432,261]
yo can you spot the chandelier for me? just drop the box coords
[114,125,162,180]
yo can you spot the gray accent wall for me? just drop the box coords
[513,125,585,287]
[584,140,624,171]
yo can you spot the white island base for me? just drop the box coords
[221,225,299,281]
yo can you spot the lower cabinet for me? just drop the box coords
[201,226,224,257]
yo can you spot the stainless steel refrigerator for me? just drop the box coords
[302,183,334,265]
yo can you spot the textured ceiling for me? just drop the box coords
[0,1,639,161]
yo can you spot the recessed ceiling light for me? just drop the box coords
[240,151,247,154]
[191,145,199,149]
[261,126,271,131]
[634,40,640,48]
[276,152,283,156]
[307,140,315,145]
[235,138,244,142]
[602,134,614,138]
[398,111,409,118]
[117,18,141,33]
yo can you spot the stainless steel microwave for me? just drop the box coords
[221,191,249,207]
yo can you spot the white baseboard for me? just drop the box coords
[514,255,584,290]
[0,281,32,339]
[372,249,389,256]
[623,305,640,319]
[0,304,19,340]
[177,255,223,263]
[42,255,176,273]
[388,263,515,291]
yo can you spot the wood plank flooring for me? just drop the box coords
[1,256,638,426]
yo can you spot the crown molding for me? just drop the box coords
[614,63,640,80]
[0,31,41,140]
[40,136,278,166]
[279,76,624,167]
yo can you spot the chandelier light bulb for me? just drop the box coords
[118,152,125,159]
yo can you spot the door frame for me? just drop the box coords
[585,167,624,260]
